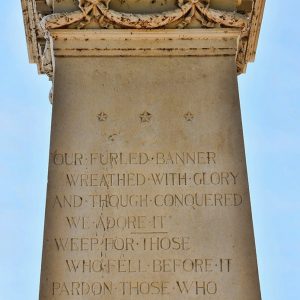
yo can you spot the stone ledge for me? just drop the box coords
[51,29,240,57]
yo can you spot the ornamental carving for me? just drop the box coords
[41,0,248,31]
[21,0,265,83]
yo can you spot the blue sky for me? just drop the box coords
[0,1,299,299]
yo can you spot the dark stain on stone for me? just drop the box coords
[108,134,118,142]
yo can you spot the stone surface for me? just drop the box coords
[52,0,250,13]
[21,0,265,76]
[39,36,261,298]
[20,2,265,299]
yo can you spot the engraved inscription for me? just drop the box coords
[46,148,243,297]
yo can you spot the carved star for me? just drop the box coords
[97,112,108,121]
[140,111,152,123]
[184,112,194,121]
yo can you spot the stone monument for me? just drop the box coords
[21,0,265,299]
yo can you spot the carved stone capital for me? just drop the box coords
[21,0,265,79]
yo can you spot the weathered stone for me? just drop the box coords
[20,1,265,299]
[21,0,265,76]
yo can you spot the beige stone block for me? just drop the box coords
[39,48,260,299]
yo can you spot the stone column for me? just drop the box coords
[21,1,265,299]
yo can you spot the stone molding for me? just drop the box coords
[21,0,265,78]
[51,28,241,57]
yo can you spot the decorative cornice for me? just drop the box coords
[246,0,265,62]
[21,0,265,78]
[41,0,249,30]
